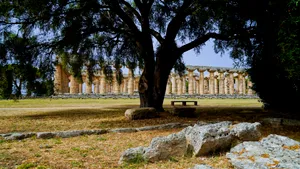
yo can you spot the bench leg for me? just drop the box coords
[194,102,197,106]
[171,102,174,106]
[183,102,186,106]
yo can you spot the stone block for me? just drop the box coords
[230,122,261,141]
[185,121,234,156]
[125,107,158,120]
[190,164,216,169]
[143,129,188,162]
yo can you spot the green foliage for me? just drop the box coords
[0,34,54,98]
[248,0,300,116]
[1,0,285,108]
[127,153,146,164]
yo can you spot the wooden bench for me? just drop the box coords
[171,100,198,106]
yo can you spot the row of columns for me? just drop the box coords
[165,68,253,95]
[54,65,254,95]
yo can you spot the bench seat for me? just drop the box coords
[171,100,198,106]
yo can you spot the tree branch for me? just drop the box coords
[150,29,164,44]
[120,0,142,24]
[165,0,192,42]
[134,0,143,12]
[178,33,230,54]
[109,2,141,39]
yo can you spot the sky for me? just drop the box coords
[182,39,233,68]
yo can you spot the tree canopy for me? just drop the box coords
[2,0,298,112]
[2,0,256,109]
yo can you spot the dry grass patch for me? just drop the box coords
[1,125,299,169]
[0,129,234,169]
[0,106,266,133]
[0,98,262,133]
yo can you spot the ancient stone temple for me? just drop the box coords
[54,64,254,96]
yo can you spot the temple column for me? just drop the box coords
[134,77,139,92]
[123,78,128,94]
[166,78,171,95]
[224,74,229,94]
[79,83,82,93]
[113,71,120,94]
[228,70,235,94]
[171,73,177,94]
[193,75,197,94]
[208,69,215,94]
[128,69,134,95]
[238,73,243,95]
[177,75,183,95]
[204,77,209,94]
[188,69,194,95]
[219,71,225,94]
[54,64,62,94]
[214,75,218,94]
[95,78,100,94]
[198,69,205,95]
[99,70,106,94]
[247,80,253,95]
[85,77,92,94]
[182,76,186,94]
[242,73,246,94]
[70,75,79,94]
[61,71,69,93]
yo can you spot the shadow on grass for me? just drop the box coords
[19,106,268,121]
[18,106,271,128]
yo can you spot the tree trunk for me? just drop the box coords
[139,65,155,108]
[139,43,180,112]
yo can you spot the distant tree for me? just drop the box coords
[0,65,13,99]
[0,33,54,98]
[0,1,258,110]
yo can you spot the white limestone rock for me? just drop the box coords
[190,164,217,169]
[227,134,300,169]
[110,128,138,133]
[4,132,35,140]
[125,107,158,120]
[143,129,188,162]
[230,122,261,141]
[118,146,147,164]
[185,121,234,156]
[37,132,56,139]
[118,121,263,163]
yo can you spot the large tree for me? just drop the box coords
[214,0,300,117]
[0,0,254,110]
[247,0,300,117]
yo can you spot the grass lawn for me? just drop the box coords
[0,98,299,169]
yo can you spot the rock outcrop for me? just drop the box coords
[227,134,300,169]
[119,121,262,164]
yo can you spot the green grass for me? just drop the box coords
[0,98,261,108]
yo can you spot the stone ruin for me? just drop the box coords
[54,64,256,97]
